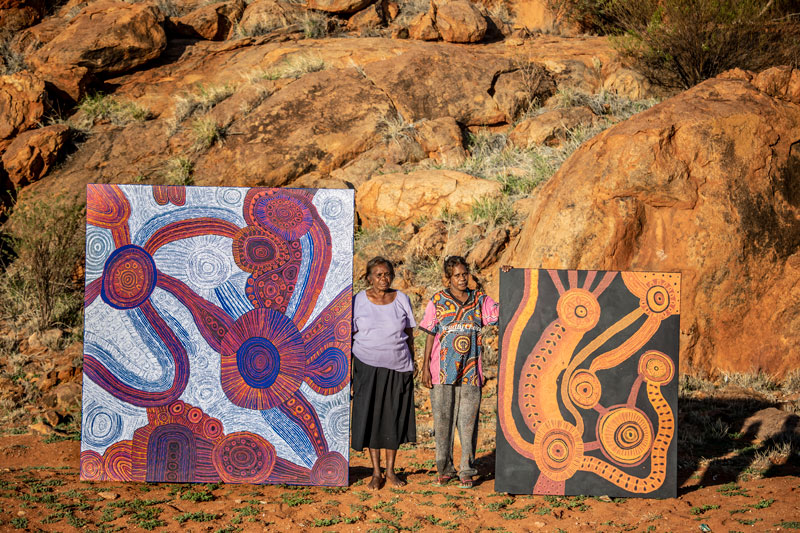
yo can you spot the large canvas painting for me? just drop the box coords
[81,185,353,485]
[496,269,679,498]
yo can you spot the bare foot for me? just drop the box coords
[367,474,383,490]
[386,472,406,487]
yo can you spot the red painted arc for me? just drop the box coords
[143,218,241,255]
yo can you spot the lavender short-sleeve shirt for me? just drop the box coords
[352,290,417,372]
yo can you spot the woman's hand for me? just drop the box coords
[421,367,433,389]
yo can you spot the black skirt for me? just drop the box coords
[351,355,416,451]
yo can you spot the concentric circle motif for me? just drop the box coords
[213,432,276,484]
[187,407,203,425]
[83,404,123,448]
[232,226,291,275]
[641,280,676,318]
[334,319,350,342]
[248,191,314,241]
[103,441,133,481]
[532,419,584,481]
[168,401,185,417]
[236,337,281,389]
[638,350,674,385]
[556,289,600,331]
[453,335,472,355]
[598,407,653,466]
[568,370,602,409]
[187,247,231,289]
[85,227,115,278]
[81,450,105,481]
[321,197,344,220]
[100,245,157,310]
[310,451,348,486]
[202,418,224,440]
[220,308,307,410]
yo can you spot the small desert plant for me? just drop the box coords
[76,93,152,128]
[0,30,26,75]
[470,196,518,229]
[0,194,85,330]
[378,113,416,145]
[191,117,226,151]
[163,156,194,185]
[264,54,326,79]
[167,84,235,135]
[299,10,333,39]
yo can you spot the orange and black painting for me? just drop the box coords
[496,269,680,498]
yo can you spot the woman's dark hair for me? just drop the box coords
[443,256,469,278]
[364,256,395,281]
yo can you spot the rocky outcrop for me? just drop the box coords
[306,0,373,14]
[0,71,47,149]
[356,169,503,227]
[2,124,71,186]
[502,70,800,378]
[170,0,245,40]
[415,117,467,166]
[508,106,596,147]
[29,0,167,101]
[363,48,516,125]
[0,0,46,31]
[431,0,487,43]
[408,11,439,40]
[195,66,394,186]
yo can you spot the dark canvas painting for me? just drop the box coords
[496,269,680,498]
[81,185,353,485]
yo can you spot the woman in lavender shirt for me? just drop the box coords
[351,256,417,490]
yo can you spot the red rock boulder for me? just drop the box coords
[29,0,166,101]
[0,71,47,148]
[2,124,71,186]
[502,69,800,378]
[0,0,46,31]
[171,0,245,40]
[432,0,487,43]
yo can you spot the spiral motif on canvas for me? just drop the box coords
[556,288,600,331]
[101,245,157,310]
[638,350,674,385]
[103,441,133,481]
[248,191,314,241]
[85,228,116,279]
[187,247,231,289]
[568,370,602,410]
[232,226,291,275]
[83,404,123,448]
[532,419,584,481]
[310,451,348,486]
[598,407,653,466]
[213,432,276,483]
[81,450,105,481]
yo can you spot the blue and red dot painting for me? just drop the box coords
[81,185,353,486]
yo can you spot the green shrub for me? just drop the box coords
[551,0,800,89]
[0,195,85,330]
[76,93,152,128]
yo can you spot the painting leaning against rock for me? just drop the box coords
[80,184,353,485]
[496,269,680,498]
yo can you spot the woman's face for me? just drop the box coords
[367,263,392,291]
[448,264,469,292]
